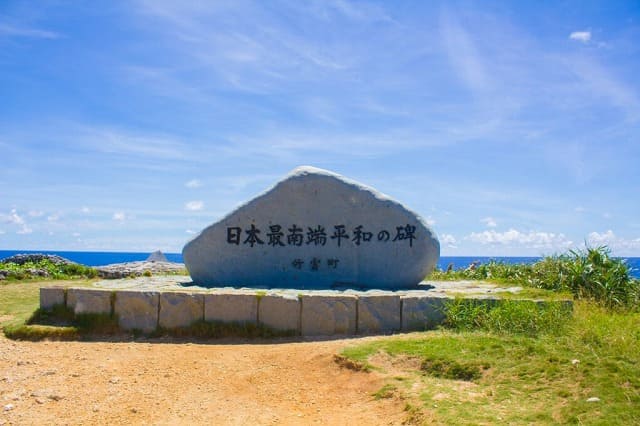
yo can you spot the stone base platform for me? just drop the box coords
[39,277,571,337]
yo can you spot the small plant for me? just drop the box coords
[420,357,483,381]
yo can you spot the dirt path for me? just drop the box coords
[0,335,407,425]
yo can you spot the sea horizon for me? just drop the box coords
[2,249,638,278]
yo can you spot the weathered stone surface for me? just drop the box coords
[67,289,111,315]
[40,287,65,310]
[204,293,258,324]
[357,294,400,334]
[183,166,440,289]
[401,296,446,331]
[159,292,203,329]
[96,261,185,279]
[258,294,300,332]
[300,294,357,336]
[114,291,159,332]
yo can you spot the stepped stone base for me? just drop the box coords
[38,278,573,337]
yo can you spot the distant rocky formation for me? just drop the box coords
[96,261,186,279]
[0,253,74,265]
[146,250,168,262]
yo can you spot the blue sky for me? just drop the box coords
[1,1,639,256]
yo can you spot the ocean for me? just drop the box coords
[1,250,639,279]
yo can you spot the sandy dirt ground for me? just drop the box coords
[0,334,409,425]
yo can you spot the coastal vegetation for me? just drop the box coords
[0,258,98,280]
[336,246,639,424]
[431,245,639,309]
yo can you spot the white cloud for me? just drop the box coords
[0,230,5,234]
[113,212,126,221]
[28,210,44,217]
[574,206,585,213]
[440,233,457,248]
[425,216,436,226]
[186,229,196,234]
[3,208,32,234]
[602,212,612,219]
[569,31,591,43]
[185,179,202,189]
[467,228,573,250]
[185,201,204,211]
[72,232,81,237]
[47,214,60,222]
[0,23,60,39]
[81,206,91,214]
[587,230,640,253]
[481,217,497,228]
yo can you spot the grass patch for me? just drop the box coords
[444,299,572,337]
[372,383,397,400]
[420,357,484,381]
[340,301,640,425]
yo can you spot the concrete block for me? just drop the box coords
[114,291,159,333]
[401,296,446,331]
[204,293,257,325]
[159,292,204,329]
[357,294,400,334]
[300,294,357,336]
[40,287,65,310]
[258,294,299,332]
[67,289,112,315]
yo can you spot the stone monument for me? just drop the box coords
[182,166,439,289]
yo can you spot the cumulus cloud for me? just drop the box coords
[466,228,573,249]
[3,209,32,234]
[440,233,457,248]
[569,31,591,43]
[185,179,202,188]
[186,229,196,234]
[587,230,640,253]
[481,217,497,228]
[81,206,91,214]
[185,201,204,211]
[425,216,436,226]
[113,211,126,221]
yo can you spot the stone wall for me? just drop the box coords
[39,287,572,337]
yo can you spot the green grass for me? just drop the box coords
[0,259,98,280]
[430,246,639,309]
[340,302,640,425]
[444,298,572,337]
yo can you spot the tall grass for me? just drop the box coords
[431,246,639,309]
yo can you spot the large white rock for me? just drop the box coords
[357,294,401,334]
[67,289,112,315]
[183,166,439,289]
[300,294,357,336]
[159,292,204,329]
[114,291,159,333]
[258,294,300,332]
[204,293,258,325]
[40,287,65,310]
[401,296,446,331]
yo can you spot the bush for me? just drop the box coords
[0,259,98,280]
[430,246,639,309]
